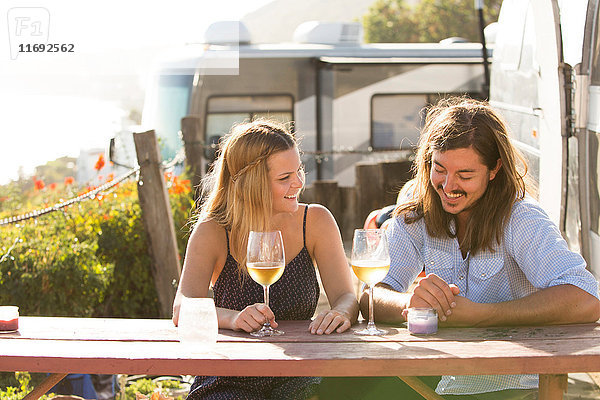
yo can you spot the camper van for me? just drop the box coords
[141,21,489,186]
[489,0,600,278]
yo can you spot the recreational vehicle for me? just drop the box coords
[489,0,600,278]
[141,21,490,186]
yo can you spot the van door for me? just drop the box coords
[490,0,566,228]
[580,0,600,278]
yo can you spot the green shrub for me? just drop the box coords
[0,172,194,318]
[119,377,186,400]
[0,372,52,400]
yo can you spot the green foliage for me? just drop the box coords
[362,0,502,43]
[362,0,419,43]
[0,209,109,316]
[0,372,52,400]
[0,172,194,318]
[34,156,77,186]
[119,378,185,400]
[95,196,159,317]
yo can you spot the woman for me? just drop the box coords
[173,119,359,400]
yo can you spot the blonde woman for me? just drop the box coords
[173,120,359,400]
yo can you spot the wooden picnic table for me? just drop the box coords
[1,317,599,400]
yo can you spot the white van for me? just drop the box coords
[490,0,600,278]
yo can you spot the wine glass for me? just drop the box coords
[351,229,390,335]
[246,230,286,337]
[177,296,218,352]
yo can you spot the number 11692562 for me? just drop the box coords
[19,43,75,53]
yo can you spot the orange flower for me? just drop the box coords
[168,176,191,195]
[107,173,114,182]
[64,176,74,185]
[94,154,105,171]
[34,179,45,190]
[49,183,57,190]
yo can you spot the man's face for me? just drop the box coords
[430,146,500,219]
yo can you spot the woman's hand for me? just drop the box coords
[231,303,277,333]
[309,309,351,334]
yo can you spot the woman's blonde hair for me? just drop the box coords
[198,119,297,269]
[394,97,528,254]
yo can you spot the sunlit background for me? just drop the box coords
[0,0,276,184]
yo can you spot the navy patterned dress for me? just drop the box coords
[187,205,321,400]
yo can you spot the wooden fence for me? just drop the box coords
[300,160,413,242]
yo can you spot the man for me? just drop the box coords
[381,97,600,396]
[318,97,600,399]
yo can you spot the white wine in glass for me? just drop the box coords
[247,231,285,337]
[351,229,390,335]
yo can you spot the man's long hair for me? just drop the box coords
[198,119,297,270]
[394,97,528,254]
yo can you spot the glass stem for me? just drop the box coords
[367,284,376,330]
[263,285,271,328]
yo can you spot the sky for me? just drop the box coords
[0,0,272,184]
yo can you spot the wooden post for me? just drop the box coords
[539,374,567,400]
[398,376,445,400]
[23,373,67,400]
[355,160,414,226]
[379,160,413,204]
[134,130,182,318]
[181,116,204,197]
[313,180,341,223]
[355,162,384,224]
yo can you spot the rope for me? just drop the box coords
[0,166,139,226]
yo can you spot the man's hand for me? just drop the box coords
[403,273,460,321]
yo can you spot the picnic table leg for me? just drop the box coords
[23,373,68,400]
[538,374,567,400]
[398,376,445,400]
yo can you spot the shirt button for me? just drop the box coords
[459,276,464,280]
[481,273,486,277]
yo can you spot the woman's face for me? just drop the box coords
[267,147,305,215]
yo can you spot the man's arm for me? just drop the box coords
[364,280,600,328]
[445,284,600,327]
[360,283,411,324]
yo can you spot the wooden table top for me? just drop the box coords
[1,316,599,377]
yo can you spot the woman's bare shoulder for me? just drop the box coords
[304,203,336,224]
[189,218,227,249]
[303,203,340,239]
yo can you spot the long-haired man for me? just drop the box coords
[372,97,599,397]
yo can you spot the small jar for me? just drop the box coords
[407,307,437,335]
[0,306,19,332]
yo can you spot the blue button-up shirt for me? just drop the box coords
[383,196,599,395]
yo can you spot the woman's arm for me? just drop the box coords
[307,205,359,334]
[172,220,277,332]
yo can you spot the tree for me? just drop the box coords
[362,0,502,43]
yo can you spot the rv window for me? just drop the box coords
[371,94,426,150]
[205,96,294,160]
[206,113,250,138]
[253,112,293,125]
[207,95,293,113]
